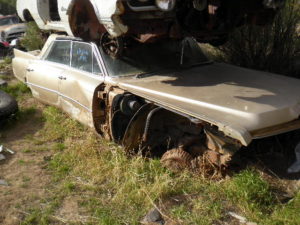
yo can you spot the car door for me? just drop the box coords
[59,41,105,126]
[26,40,71,106]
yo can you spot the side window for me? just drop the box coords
[93,53,102,75]
[71,42,93,73]
[45,41,71,66]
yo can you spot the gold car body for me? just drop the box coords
[12,35,300,147]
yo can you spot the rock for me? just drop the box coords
[0,154,6,161]
[141,208,164,225]
[0,179,8,186]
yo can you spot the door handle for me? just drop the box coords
[26,68,34,72]
[58,76,67,80]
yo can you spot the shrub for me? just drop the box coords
[20,22,48,51]
[220,0,300,77]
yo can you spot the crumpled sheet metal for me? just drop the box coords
[287,142,300,174]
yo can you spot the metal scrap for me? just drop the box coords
[0,145,15,162]
[0,145,15,155]
[228,212,257,225]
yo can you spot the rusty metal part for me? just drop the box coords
[142,107,163,141]
[201,126,241,166]
[205,128,241,155]
[188,144,207,157]
[161,149,193,172]
[178,135,201,150]
[92,84,106,135]
[204,150,231,166]
[100,32,124,58]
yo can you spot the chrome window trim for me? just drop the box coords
[91,43,108,76]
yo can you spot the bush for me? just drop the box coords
[20,22,48,51]
[220,0,300,77]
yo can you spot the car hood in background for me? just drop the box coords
[112,63,300,145]
[0,23,26,32]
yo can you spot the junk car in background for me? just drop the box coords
[12,34,300,170]
[17,0,285,56]
[0,15,26,44]
[0,15,26,57]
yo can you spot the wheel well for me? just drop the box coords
[23,9,33,22]
[92,84,107,135]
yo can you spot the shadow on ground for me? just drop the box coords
[231,130,300,180]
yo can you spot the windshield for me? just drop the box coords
[0,16,19,26]
[100,38,210,77]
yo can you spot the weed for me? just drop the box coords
[54,143,66,152]
[225,169,276,223]
[0,82,30,99]
[21,22,48,51]
[63,181,76,193]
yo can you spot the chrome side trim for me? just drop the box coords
[27,82,92,113]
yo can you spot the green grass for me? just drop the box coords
[0,82,31,99]
[2,81,299,225]
[35,105,300,224]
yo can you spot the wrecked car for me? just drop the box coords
[0,41,10,58]
[0,15,26,44]
[17,0,285,54]
[12,34,300,169]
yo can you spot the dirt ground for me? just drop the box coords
[0,96,51,224]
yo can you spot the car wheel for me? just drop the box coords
[0,90,18,121]
[161,149,193,172]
